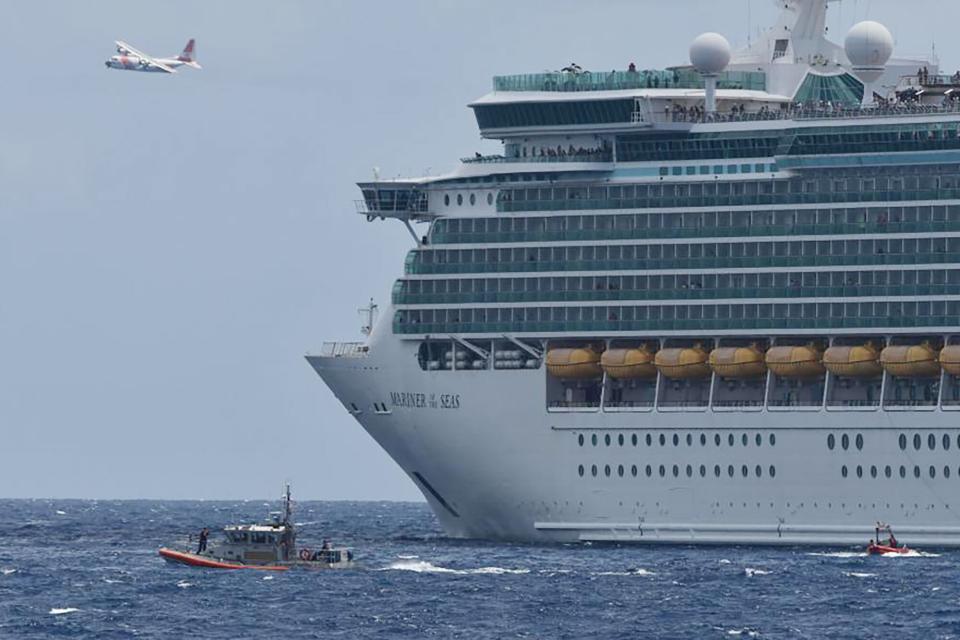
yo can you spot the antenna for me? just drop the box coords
[747,0,752,47]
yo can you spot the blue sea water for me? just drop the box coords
[1,500,958,639]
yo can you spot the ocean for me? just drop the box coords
[0,499,957,639]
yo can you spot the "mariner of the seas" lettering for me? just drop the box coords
[390,391,461,410]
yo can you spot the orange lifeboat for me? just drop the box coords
[823,344,883,378]
[709,345,766,378]
[546,347,603,379]
[601,346,657,380]
[880,344,941,378]
[655,345,711,380]
[940,345,960,376]
[765,345,825,378]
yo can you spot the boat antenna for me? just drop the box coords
[283,482,292,526]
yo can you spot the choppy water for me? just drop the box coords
[1,500,959,639]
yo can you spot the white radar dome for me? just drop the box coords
[844,21,894,69]
[689,32,731,75]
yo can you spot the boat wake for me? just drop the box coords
[807,551,868,558]
[881,550,940,558]
[382,559,529,575]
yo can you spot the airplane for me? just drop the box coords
[105,39,201,74]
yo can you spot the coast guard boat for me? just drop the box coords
[159,486,354,571]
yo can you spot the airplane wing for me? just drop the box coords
[114,40,177,73]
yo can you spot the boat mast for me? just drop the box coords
[283,483,292,526]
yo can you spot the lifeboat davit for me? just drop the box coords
[655,345,711,380]
[939,345,960,376]
[546,347,603,379]
[765,345,825,378]
[880,344,941,378]
[601,346,657,380]
[823,344,883,378]
[709,345,766,378]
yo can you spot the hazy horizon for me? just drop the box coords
[3,0,957,501]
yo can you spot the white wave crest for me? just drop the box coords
[382,559,528,575]
[844,572,876,578]
[718,559,732,564]
[49,608,79,615]
[594,568,656,577]
[262,575,274,581]
[744,567,771,577]
[1,569,16,576]
[176,580,193,588]
[727,629,759,637]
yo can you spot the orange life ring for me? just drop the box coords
[299,548,312,561]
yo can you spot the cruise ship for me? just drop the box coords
[308,0,960,545]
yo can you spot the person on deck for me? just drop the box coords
[197,527,209,554]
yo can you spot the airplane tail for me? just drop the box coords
[177,38,201,68]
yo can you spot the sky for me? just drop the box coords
[1,0,956,501]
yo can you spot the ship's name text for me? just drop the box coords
[390,392,461,410]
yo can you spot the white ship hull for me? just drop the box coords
[309,322,960,546]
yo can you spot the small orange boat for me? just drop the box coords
[866,522,910,555]
[159,548,291,571]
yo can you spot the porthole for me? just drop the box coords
[701,434,707,446]
[444,194,450,206]
[914,434,922,450]
[742,434,748,446]
[591,464,598,477]
[755,434,762,447]
[618,465,624,477]
[591,434,598,446]
[646,434,652,446]
[841,466,848,478]
[672,464,679,477]
[646,465,652,477]
[741,465,748,478]
[631,465,638,477]
[769,434,776,446]
[929,434,936,451]
[755,465,762,478]
[659,465,666,477]
[469,193,476,206]
[486,193,493,205]
[686,464,693,478]
[604,465,611,477]
[673,434,679,447]
[632,434,638,447]
[686,434,693,446]
[578,465,585,477]
[827,434,835,450]
[728,465,735,478]
[855,434,863,451]
[456,193,463,206]
[885,465,892,478]
[578,434,584,447]
[715,434,721,446]
[899,434,907,450]
[714,465,721,477]
[870,465,877,479]
[930,466,937,479]
[914,466,921,479]
[945,466,951,479]
[841,434,849,450]
[856,465,863,479]
[605,434,611,447]
[660,434,666,446]
[699,464,706,477]
[769,465,776,478]
[899,465,906,478]
[618,434,624,447]
[944,434,951,451]
[728,434,735,447]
